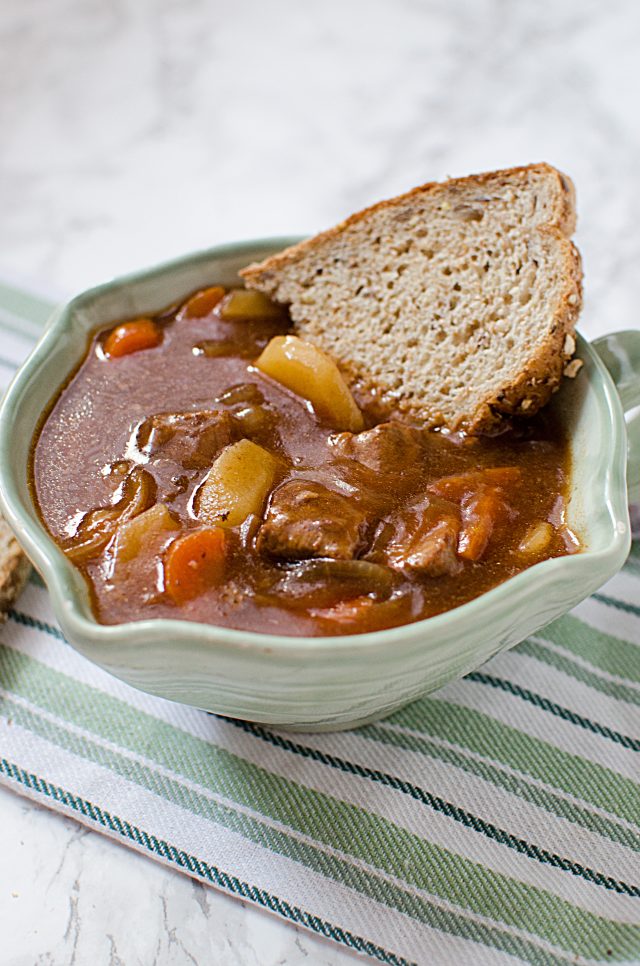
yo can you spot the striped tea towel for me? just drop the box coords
[0,279,638,966]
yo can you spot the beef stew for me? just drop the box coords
[32,285,579,636]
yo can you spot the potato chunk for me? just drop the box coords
[219,289,286,321]
[197,439,279,528]
[518,521,553,556]
[112,503,178,569]
[256,335,364,432]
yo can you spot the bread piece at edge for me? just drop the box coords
[240,163,583,433]
[0,517,31,620]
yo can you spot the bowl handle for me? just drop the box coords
[592,330,640,506]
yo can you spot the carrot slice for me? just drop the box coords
[103,319,161,358]
[429,466,521,501]
[164,527,226,605]
[183,286,226,318]
[458,486,507,561]
[483,467,522,487]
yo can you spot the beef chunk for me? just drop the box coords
[133,410,236,471]
[330,422,424,473]
[395,518,461,576]
[257,480,367,561]
[372,497,462,577]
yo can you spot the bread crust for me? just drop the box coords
[0,518,31,619]
[467,232,582,433]
[241,164,576,283]
[241,163,582,433]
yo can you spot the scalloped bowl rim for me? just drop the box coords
[0,238,632,668]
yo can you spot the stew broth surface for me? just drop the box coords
[33,287,579,636]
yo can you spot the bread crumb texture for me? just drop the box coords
[241,164,583,432]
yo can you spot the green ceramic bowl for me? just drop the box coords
[1,239,639,731]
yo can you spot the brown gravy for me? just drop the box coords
[32,286,579,637]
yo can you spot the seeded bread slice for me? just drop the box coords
[0,516,31,620]
[241,164,582,433]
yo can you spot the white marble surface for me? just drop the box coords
[1,0,639,963]
[0,786,344,965]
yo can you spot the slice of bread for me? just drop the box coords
[0,517,31,620]
[241,164,582,433]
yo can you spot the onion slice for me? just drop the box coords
[268,558,397,609]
